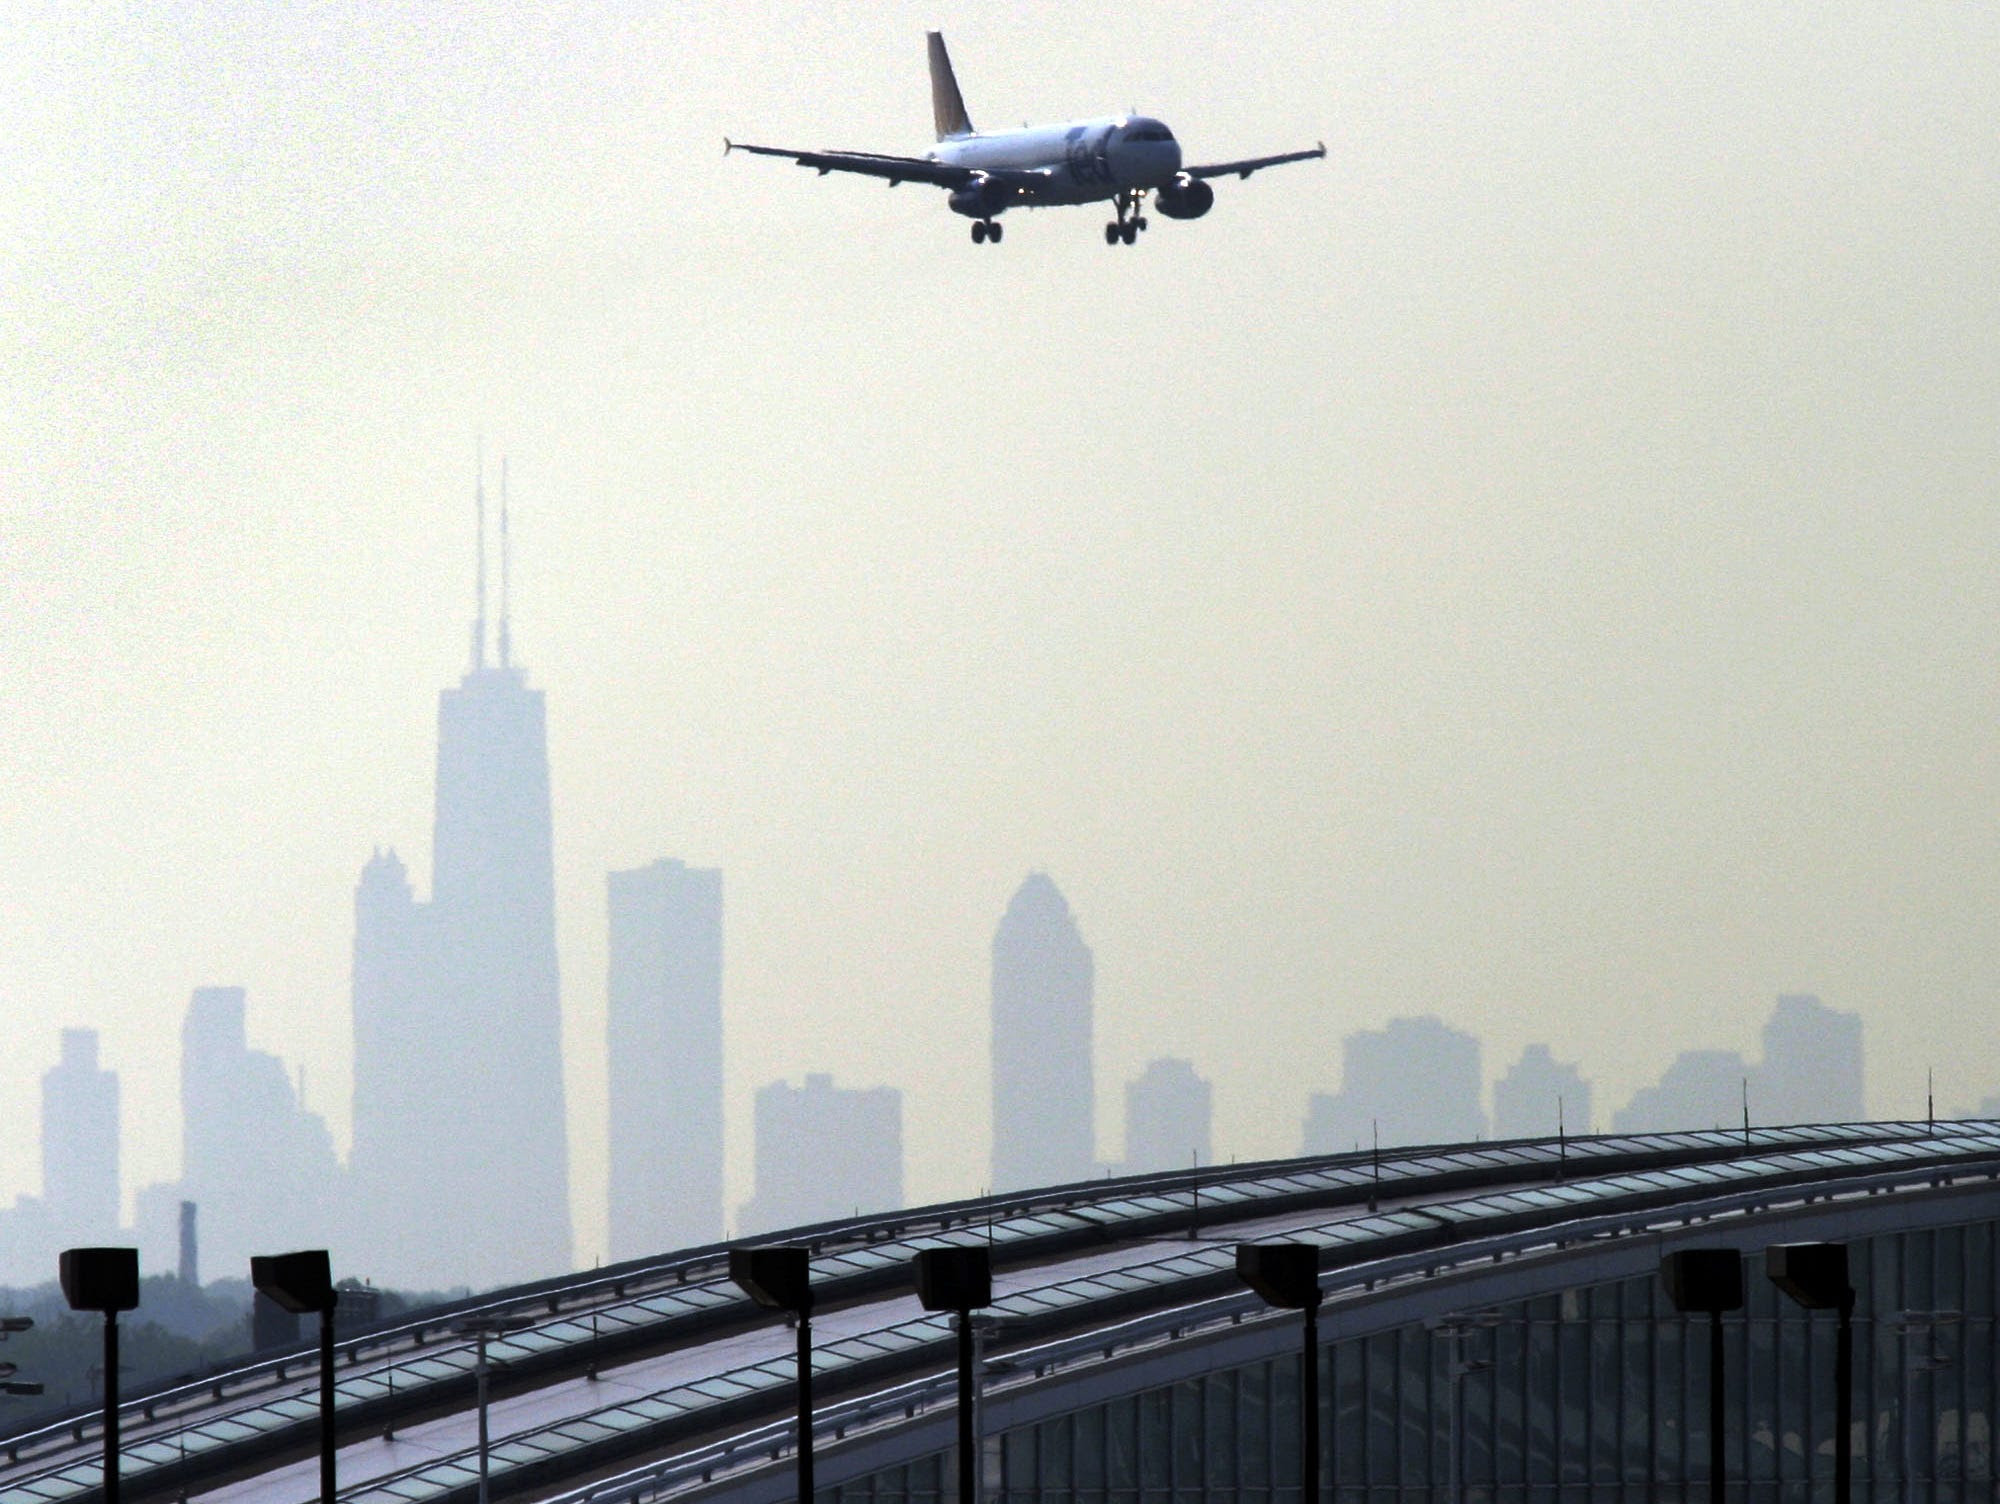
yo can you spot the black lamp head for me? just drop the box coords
[1765,1242,1852,1310]
[1661,1248,1745,1313]
[59,1248,139,1314]
[1235,1243,1323,1310]
[913,1246,992,1313]
[251,1250,337,1315]
[729,1245,813,1315]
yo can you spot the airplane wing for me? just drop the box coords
[726,140,968,186]
[1184,143,1327,181]
[724,141,960,188]
[726,141,1056,194]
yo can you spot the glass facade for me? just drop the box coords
[821,1218,1998,1502]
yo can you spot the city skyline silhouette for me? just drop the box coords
[0,498,1956,1284]
[0,865,1900,1291]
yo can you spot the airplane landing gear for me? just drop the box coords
[970,219,1003,244]
[1104,190,1149,246]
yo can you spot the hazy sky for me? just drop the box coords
[4,4,1998,1271]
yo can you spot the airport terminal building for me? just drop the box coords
[2,1122,1997,1504]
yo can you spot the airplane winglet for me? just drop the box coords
[723,137,735,155]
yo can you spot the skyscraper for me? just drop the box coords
[607,857,723,1261]
[737,1074,902,1235]
[349,464,571,1289]
[991,873,1095,1191]
[1492,1043,1592,1140]
[180,987,340,1279]
[349,847,429,1226]
[41,1028,119,1245]
[1758,993,1864,1124]
[1612,1049,1753,1134]
[1301,1016,1486,1153]
[1610,995,1865,1134]
[1123,1058,1212,1174]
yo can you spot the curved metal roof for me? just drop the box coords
[3,1120,1995,1504]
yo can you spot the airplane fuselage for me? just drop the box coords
[933,116,1183,211]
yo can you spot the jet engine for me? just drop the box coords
[1153,175,1215,220]
[948,179,1010,219]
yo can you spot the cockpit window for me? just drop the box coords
[1126,123,1176,143]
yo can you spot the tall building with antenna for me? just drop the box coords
[349,458,571,1289]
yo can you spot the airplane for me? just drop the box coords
[726,33,1325,246]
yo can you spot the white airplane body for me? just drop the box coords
[727,33,1324,245]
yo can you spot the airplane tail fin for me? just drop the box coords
[928,31,973,140]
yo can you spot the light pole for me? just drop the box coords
[1661,1248,1744,1504]
[1236,1244,1324,1503]
[728,1246,816,1504]
[451,1316,534,1504]
[59,1248,140,1504]
[913,1246,993,1504]
[1765,1243,1855,1504]
[251,1251,338,1504]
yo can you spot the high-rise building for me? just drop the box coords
[1302,1017,1485,1153]
[1611,1049,1752,1134]
[180,986,340,1279]
[1610,996,1866,1135]
[1492,1043,1592,1141]
[1123,1058,1212,1174]
[41,1028,119,1245]
[348,847,430,1234]
[607,858,724,1261]
[991,873,1095,1191]
[1758,994,1864,1125]
[737,1074,902,1235]
[348,465,571,1288]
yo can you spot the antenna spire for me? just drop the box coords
[472,436,488,672]
[499,456,512,671]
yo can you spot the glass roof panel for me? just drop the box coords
[493,1331,561,1356]
[582,1405,660,1435]
[997,1289,1064,1313]
[492,1437,561,1464]
[190,1419,259,1444]
[598,1396,667,1425]
[545,1416,622,1445]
